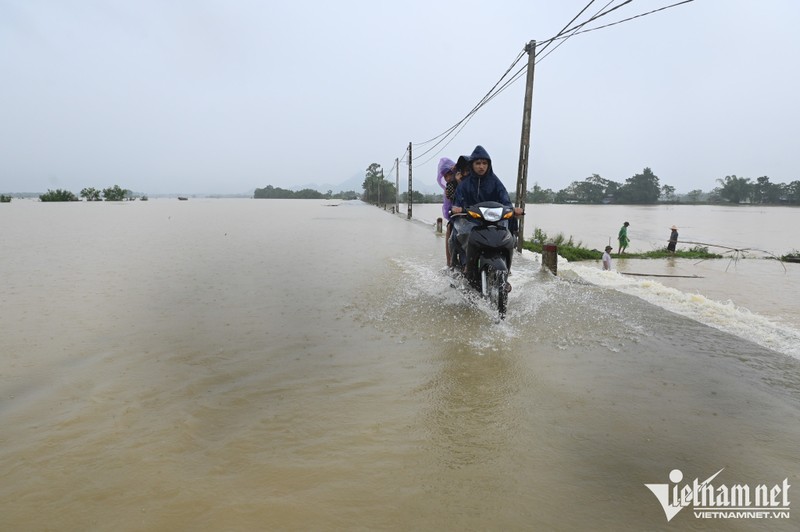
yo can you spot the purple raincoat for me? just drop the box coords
[436,157,456,220]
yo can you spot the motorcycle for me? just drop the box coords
[449,201,516,318]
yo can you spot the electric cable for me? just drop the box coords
[412,49,527,148]
[551,0,695,41]
[404,0,695,172]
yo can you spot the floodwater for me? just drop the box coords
[1,198,799,531]
[413,202,800,355]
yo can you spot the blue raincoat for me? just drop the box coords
[453,145,511,209]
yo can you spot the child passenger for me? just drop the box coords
[436,157,457,266]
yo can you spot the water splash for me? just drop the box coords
[352,253,567,354]
[563,261,800,359]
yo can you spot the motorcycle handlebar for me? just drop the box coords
[449,209,525,217]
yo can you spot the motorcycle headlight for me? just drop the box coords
[479,206,503,222]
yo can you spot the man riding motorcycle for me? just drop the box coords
[449,145,523,281]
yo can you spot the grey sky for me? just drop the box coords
[1,0,798,195]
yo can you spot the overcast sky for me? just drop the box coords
[1,0,798,195]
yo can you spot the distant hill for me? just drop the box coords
[292,171,363,194]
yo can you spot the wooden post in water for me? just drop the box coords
[542,243,557,275]
[436,218,443,233]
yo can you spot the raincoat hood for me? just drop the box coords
[470,145,491,163]
[454,155,471,176]
[468,145,493,175]
[437,157,456,183]
[454,145,510,209]
[436,157,457,220]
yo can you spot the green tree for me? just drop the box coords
[685,189,703,203]
[102,185,128,201]
[706,187,724,203]
[785,181,800,204]
[553,188,574,204]
[254,185,294,198]
[528,183,554,203]
[80,187,102,201]
[40,189,78,202]
[617,167,660,203]
[753,175,783,204]
[585,174,620,202]
[362,163,395,204]
[333,190,359,200]
[660,184,676,202]
[555,174,621,204]
[400,190,426,203]
[573,179,605,203]
[294,188,325,199]
[716,175,752,204]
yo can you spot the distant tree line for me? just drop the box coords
[710,175,800,205]
[387,165,800,206]
[358,165,669,205]
[256,166,800,205]
[525,170,800,205]
[253,185,358,200]
[37,185,144,202]
[528,168,663,204]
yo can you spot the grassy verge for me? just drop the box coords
[521,228,723,261]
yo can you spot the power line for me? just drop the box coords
[535,0,625,64]
[409,0,616,161]
[541,0,635,47]
[489,0,692,100]
[412,49,526,148]
[535,0,602,57]
[454,0,695,113]
[406,0,696,169]
[551,0,695,40]
[408,49,528,167]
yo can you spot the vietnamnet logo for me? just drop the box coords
[645,469,791,521]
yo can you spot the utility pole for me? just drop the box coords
[407,142,413,219]
[395,157,399,214]
[515,40,536,252]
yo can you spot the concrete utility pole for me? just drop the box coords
[395,157,399,214]
[407,142,413,219]
[515,40,536,252]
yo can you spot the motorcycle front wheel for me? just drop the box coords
[482,267,508,318]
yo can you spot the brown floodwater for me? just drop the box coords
[1,199,798,531]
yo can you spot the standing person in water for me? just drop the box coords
[602,245,613,270]
[617,221,630,254]
[667,225,679,254]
